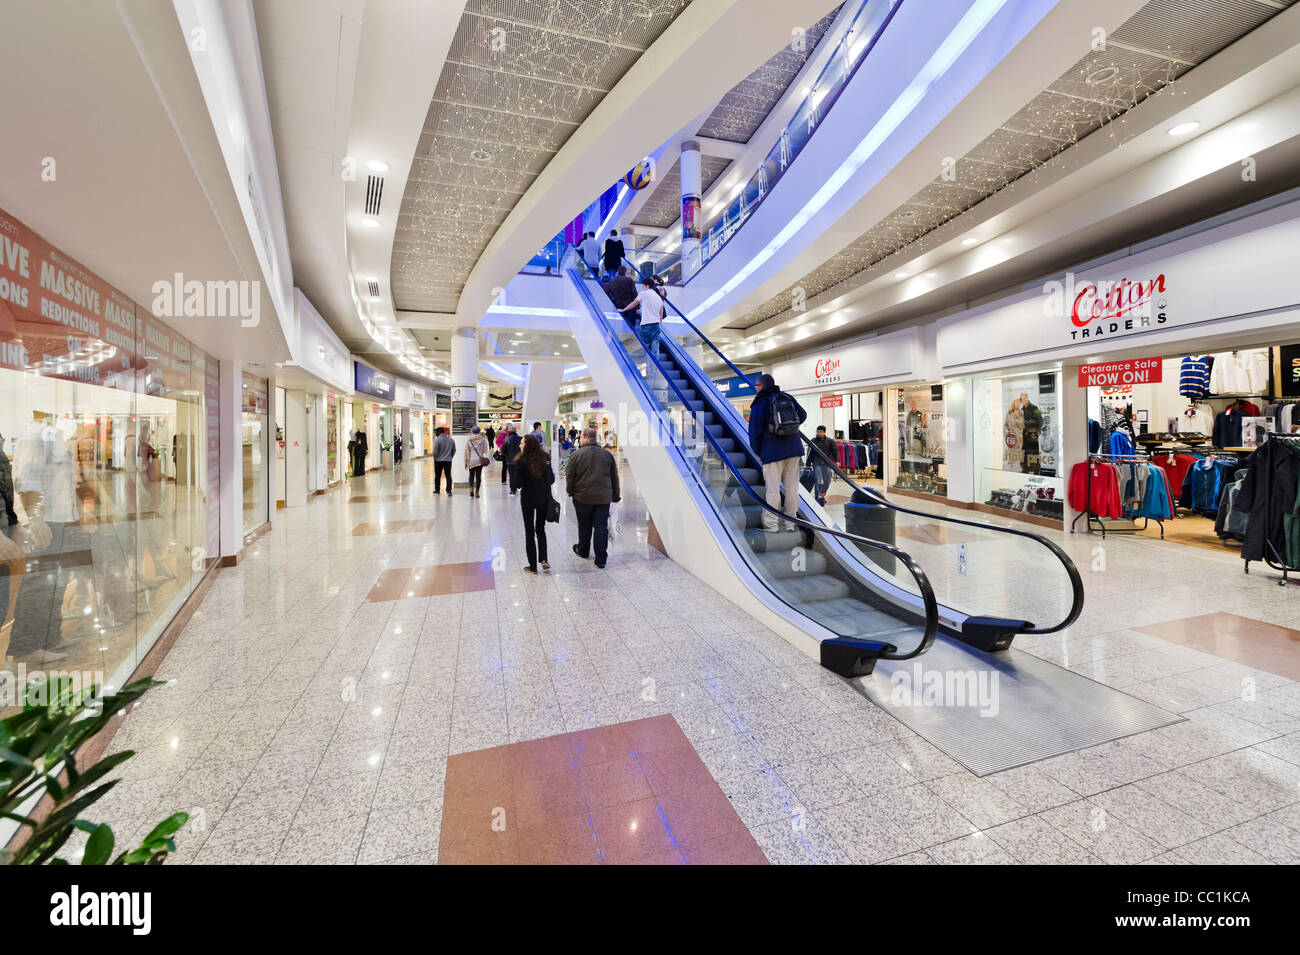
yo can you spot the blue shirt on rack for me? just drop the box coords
[1109,431,1135,457]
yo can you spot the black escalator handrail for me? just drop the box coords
[799,438,1085,635]
[569,269,937,660]
[628,261,1083,637]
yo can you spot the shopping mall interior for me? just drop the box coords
[3,0,1300,889]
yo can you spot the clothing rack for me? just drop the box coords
[1070,452,1166,539]
[1248,433,1300,584]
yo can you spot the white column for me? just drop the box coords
[450,326,478,484]
[218,358,243,562]
[943,377,973,504]
[285,389,308,506]
[680,140,702,278]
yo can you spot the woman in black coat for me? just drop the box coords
[1236,437,1300,563]
[516,434,554,574]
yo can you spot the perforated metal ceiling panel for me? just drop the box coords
[391,0,693,313]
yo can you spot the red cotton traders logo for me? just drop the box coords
[814,357,840,382]
[1071,274,1167,327]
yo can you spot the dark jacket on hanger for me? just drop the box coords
[1235,438,1300,563]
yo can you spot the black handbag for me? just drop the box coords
[493,449,503,461]
[546,495,561,523]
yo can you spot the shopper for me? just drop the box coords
[464,425,491,498]
[619,276,665,350]
[497,425,510,484]
[484,424,496,448]
[516,434,555,574]
[747,373,807,532]
[503,425,523,494]
[807,425,837,506]
[567,427,620,569]
[432,426,456,494]
[605,266,639,325]
[530,421,547,447]
[602,228,625,279]
[579,231,600,277]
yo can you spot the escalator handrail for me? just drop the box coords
[624,256,1084,636]
[569,269,938,660]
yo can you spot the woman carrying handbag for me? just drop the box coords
[463,426,491,498]
[516,434,554,574]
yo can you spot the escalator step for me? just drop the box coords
[769,575,851,603]
[755,550,828,578]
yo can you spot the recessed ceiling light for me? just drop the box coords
[819,306,833,313]
[363,217,380,227]
[444,208,461,218]
[961,237,979,246]
[367,160,389,173]
[894,271,909,279]
[470,149,493,162]
[1168,121,1199,136]
[1085,65,1119,86]
[898,210,916,219]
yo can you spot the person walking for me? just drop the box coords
[566,427,620,569]
[496,425,510,484]
[807,424,838,506]
[602,229,625,280]
[484,424,496,448]
[503,425,523,495]
[432,426,456,494]
[516,434,554,574]
[464,425,491,497]
[530,421,547,448]
[579,231,601,277]
[747,373,807,532]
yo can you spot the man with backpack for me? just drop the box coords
[747,373,808,532]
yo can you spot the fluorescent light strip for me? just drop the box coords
[688,0,1010,319]
[485,305,571,317]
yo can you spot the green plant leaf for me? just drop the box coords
[0,747,35,769]
[141,812,188,844]
[82,824,115,866]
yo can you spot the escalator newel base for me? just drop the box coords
[820,637,897,678]
[959,616,1033,653]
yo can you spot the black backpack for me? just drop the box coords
[766,390,801,437]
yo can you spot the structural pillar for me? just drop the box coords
[218,358,244,563]
[284,389,308,507]
[680,139,703,278]
[450,326,478,484]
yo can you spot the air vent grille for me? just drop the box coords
[368,281,380,297]
[365,175,384,215]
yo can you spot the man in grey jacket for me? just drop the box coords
[566,427,620,568]
[432,426,457,494]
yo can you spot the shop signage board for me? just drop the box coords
[354,362,394,400]
[590,400,604,409]
[1279,343,1300,398]
[820,395,843,408]
[480,411,521,422]
[714,375,755,399]
[435,392,451,410]
[451,385,476,435]
[1077,358,1162,387]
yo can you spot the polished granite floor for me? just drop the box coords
[73,456,1300,864]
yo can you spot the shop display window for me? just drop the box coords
[889,384,947,497]
[241,372,268,533]
[973,370,1064,520]
[0,206,216,713]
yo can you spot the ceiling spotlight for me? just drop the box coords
[819,306,833,313]
[444,208,462,218]
[1168,121,1200,136]
[368,160,389,173]
[898,210,916,219]
[894,271,909,279]
[961,237,979,246]
[1085,65,1119,86]
[470,149,493,162]
[363,217,380,227]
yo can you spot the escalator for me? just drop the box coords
[566,264,1084,676]
[623,259,1084,649]
[566,270,939,677]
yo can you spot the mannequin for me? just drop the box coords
[351,430,368,477]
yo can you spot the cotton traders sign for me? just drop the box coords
[813,356,842,386]
[1044,273,1169,342]
[354,362,393,400]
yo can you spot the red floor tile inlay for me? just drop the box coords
[438,715,767,865]
[1137,612,1300,681]
[364,561,495,601]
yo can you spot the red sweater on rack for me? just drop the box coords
[1154,453,1196,497]
[1068,460,1122,519]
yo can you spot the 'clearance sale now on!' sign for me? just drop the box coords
[1077,358,1162,387]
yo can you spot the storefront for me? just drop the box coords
[935,193,1300,550]
[0,204,219,709]
[353,361,394,472]
[241,372,269,531]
